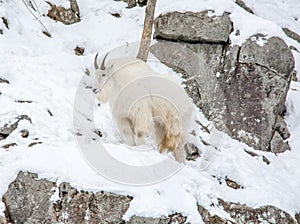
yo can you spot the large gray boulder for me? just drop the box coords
[2,171,132,224]
[151,11,294,153]
[2,172,56,224]
[154,11,232,44]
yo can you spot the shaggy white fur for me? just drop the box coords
[95,55,194,162]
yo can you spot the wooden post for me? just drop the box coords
[136,0,157,62]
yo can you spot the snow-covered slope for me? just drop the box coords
[0,0,300,222]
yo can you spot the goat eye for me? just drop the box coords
[102,74,106,77]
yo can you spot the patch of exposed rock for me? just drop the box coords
[0,115,32,140]
[151,11,294,153]
[46,0,80,25]
[154,11,232,44]
[219,199,297,224]
[283,28,300,44]
[1,171,298,224]
[2,171,132,224]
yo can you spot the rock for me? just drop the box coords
[1,17,9,29]
[274,115,290,140]
[1,143,17,149]
[169,213,187,223]
[283,28,300,44]
[116,0,137,8]
[197,205,229,223]
[2,171,56,224]
[55,182,132,223]
[111,12,121,18]
[291,70,298,82]
[151,32,294,153]
[126,213,186,224]
[2,171,132,224]
[219,199,297,224]
[225,177,242,189]
[154,11,232,44]
[21,129,29,138]
[0,78,9,84]
[262,155,271,165]
[235,0,254,14]
[74,46,84,56]
[2,171,298,224]
[198,200,297,224]
[28,141,43,147]
[0,115,32,140]
[15,100,32,103]
[137,0,147,6]
[220,41,292,152]
[239,36,294,78]
[184,142,200,161]
[244,149,271,164]
[47,109,53,116]
[270,131,290,153]
[127,215,170,224]
[46,0,80,25]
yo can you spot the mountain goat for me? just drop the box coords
[94,53,195,162]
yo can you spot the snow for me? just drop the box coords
[0,0,300,223]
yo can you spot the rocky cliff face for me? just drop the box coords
[151,10,295,153]
[1,172,298,224]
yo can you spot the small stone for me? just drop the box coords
[137,0,147,6]
[291,70,298,81]
[15,100,32,103]
[244,149,259,157]
[47,109,53,116]
[0,78,9,84]
[21,130,29,138]
[270,132,290,153]
[274,115,290,140]
[235,0,254,14]
[184,142,200,161]
[1,143,17,149]
[225,177,242,189]
[74,46,84,56]
[0,115,32,139]
[262,155,270,165]
[94,129,103,138]
[283,27,300,44]
[110,12,121,18]
[1,17,9,29]
[28,142,42,147]
[42,30,51,38]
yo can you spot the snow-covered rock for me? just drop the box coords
[151,13,294,153]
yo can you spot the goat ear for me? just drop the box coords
[97,88,108,103]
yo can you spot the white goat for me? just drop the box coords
[94,53,194,162]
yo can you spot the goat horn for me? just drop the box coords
[94,53,99,70]
[100,52,109,70]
